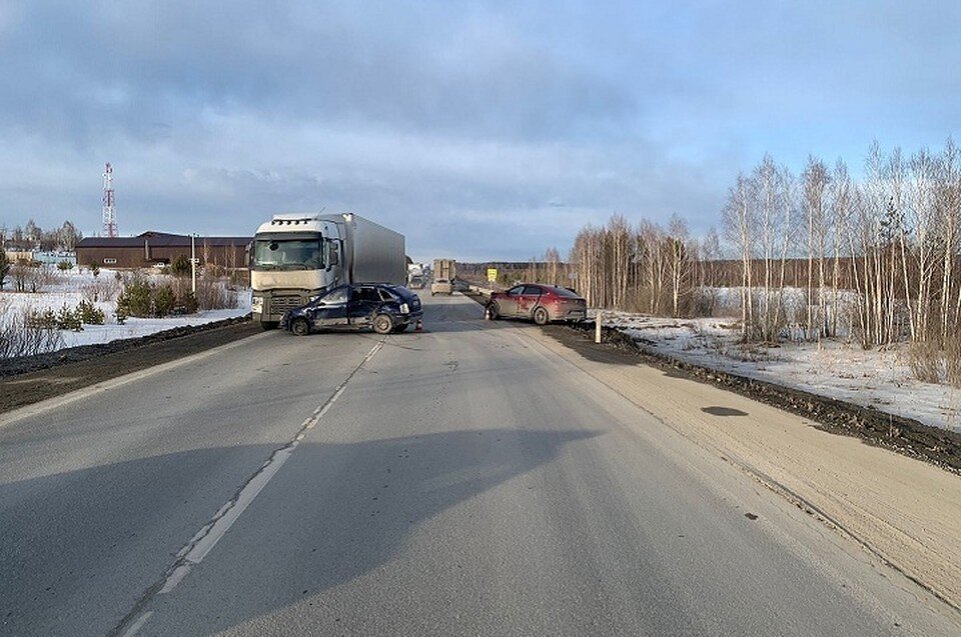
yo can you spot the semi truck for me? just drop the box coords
[431,258,457,295]
[250,213,406,329]
[433,258,456,281]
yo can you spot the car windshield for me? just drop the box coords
[253,239,324,270]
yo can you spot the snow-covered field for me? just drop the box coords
[597,310,961,434]
[1,267,251,352]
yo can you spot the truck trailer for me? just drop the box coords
[250,213,406,329]
[432,258,456,281]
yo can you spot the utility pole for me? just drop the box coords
[191,234,197,294]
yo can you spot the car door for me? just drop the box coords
[348,286,381,327]
[516,285,543,318]
[500,285,525,317]
[312,286,350,328]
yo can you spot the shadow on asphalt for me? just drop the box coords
[1,428,599,635]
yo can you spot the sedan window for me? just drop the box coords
[550,286,581,298]
[507,286,525,296]
[356,287,382,303]
[522,285,543,295]
[321,287,349,304]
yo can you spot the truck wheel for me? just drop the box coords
[260,321,279,331]
[372,314,394,335]
[290,318,310,336]
[533,307,549,325]
[487,302,500,320]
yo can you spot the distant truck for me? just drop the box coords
[433,258,456,281]
[431,258,457,295]
[250,213,406,329]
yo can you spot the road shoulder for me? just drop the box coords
[530,323,961,615]
[0,320,262,415]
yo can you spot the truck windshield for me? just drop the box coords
[253,239,324,270]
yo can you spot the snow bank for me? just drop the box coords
[1,267,251,354]
[596,310,961,434]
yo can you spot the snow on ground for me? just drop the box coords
[593,309,961,434]
[1,267,251,351]
[56,308,250,348]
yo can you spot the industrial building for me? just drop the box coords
[75,231,250,270]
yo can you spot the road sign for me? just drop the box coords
[487,268,498,282]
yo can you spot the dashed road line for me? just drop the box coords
[108,338,385,637]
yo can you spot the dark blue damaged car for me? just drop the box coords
[280,283,423,336]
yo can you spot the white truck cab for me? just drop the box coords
[250,213,405,329]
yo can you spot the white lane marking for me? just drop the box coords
[0,331,272,428]
[111,338,385,637]
[119,611,153,637]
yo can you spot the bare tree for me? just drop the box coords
[802,155,830,341]
[723,173,755,340]
[666,214,690,317]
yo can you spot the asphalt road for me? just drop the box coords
[0,294,957,636]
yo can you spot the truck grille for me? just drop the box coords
[270,295,305,312]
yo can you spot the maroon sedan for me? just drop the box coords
[487,283,587,325]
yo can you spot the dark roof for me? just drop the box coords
[77,232,251,249]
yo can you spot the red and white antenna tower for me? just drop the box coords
[102,162,118,238]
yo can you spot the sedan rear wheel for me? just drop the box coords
[372,313,394,335]
[290,318,310,336]
[533,306,549,325]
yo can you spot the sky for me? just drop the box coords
[1,1,959,262]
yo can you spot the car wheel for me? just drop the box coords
[533,307,549,325]
[372,314,394,334]
[392,323,409,333]
[290,318,310,336]
[487,302,500,319]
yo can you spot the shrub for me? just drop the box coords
[181,291,199,314]
[89,263,100,277]
[907,336,961,388]
[153,285,175,316]
[77,300,105,325]
[115,273,206,318]
[117,278,154,317]
[81,276,121,304]
[0,306,64,358]
[171,254,191,277]
[57,260,73,271]
[55,304,83,331]
[27,307,58,330]
[195,275,236,310]
[0,249,9,290]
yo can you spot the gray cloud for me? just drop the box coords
[1,1,959,261]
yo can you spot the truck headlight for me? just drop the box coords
[400,303,409,314]
[251,297,264,313]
